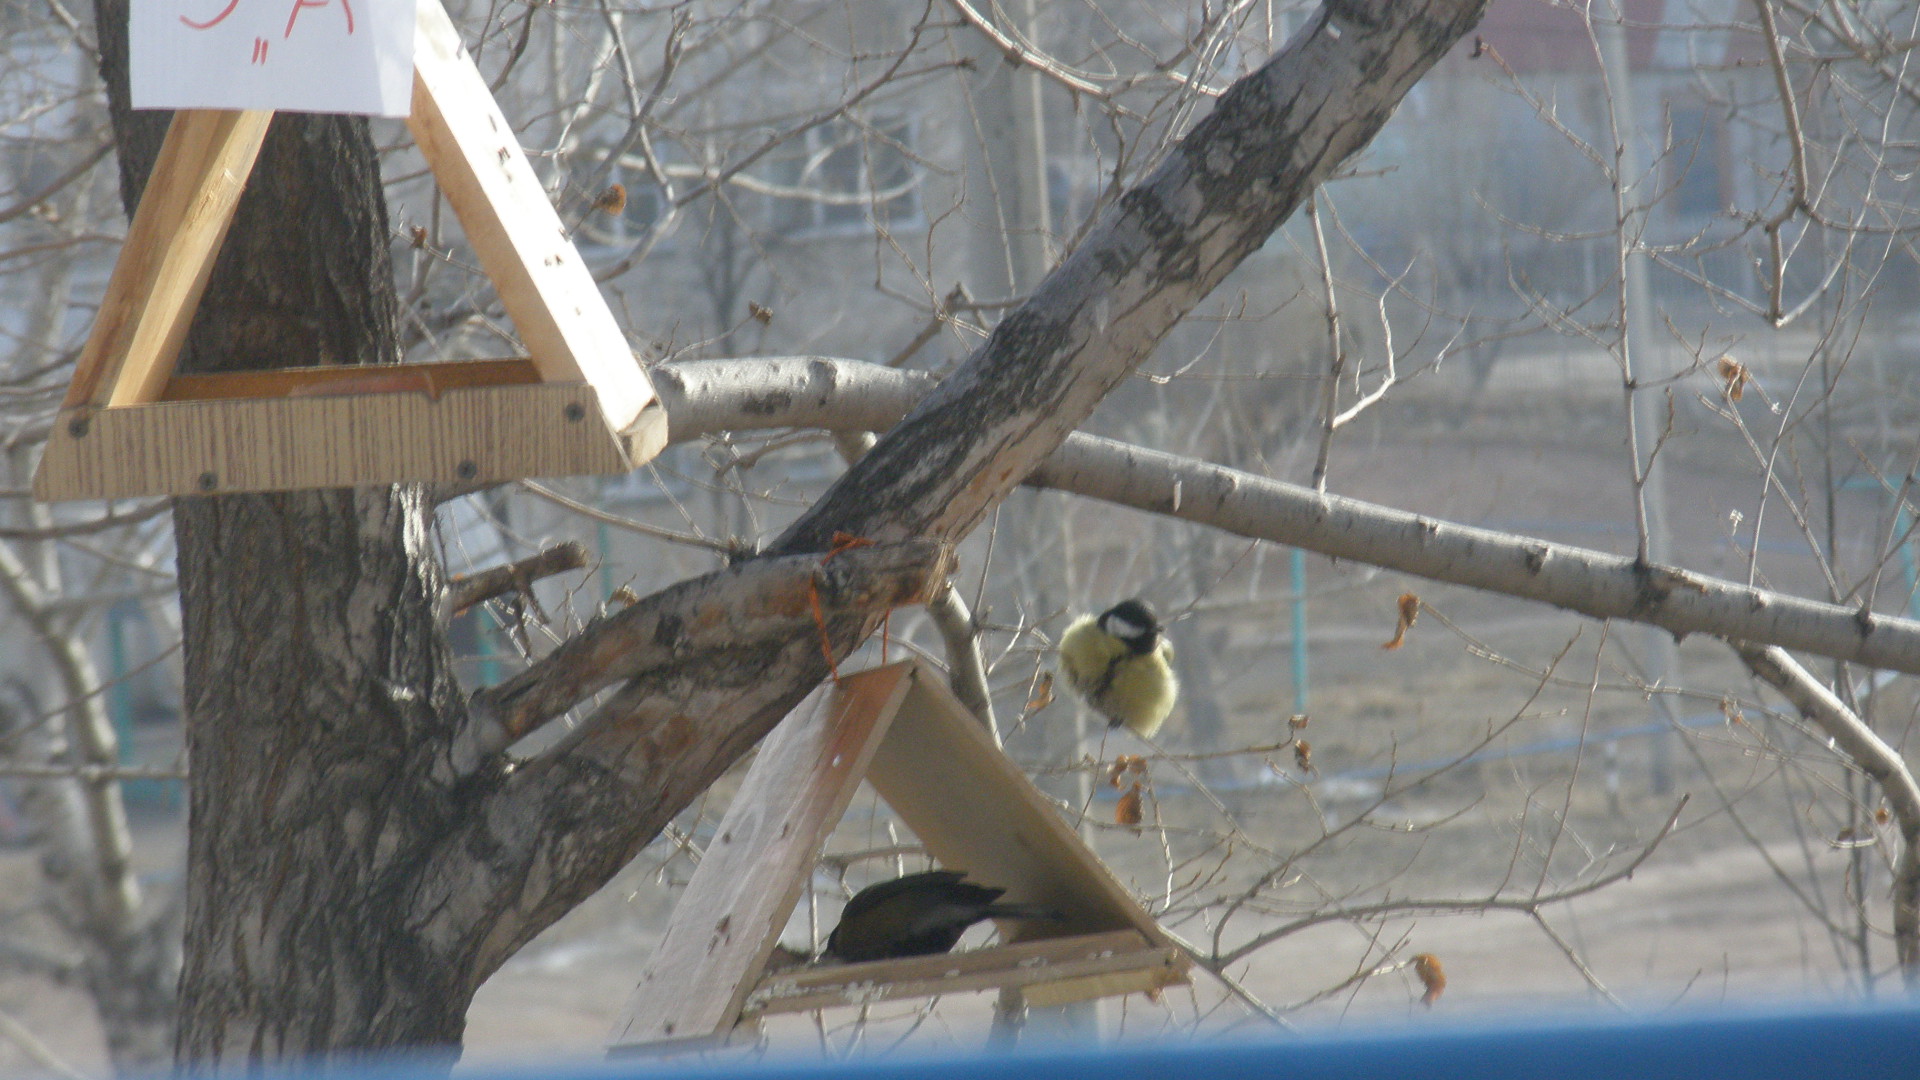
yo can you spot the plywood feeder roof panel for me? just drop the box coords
[606,661,1189,1056]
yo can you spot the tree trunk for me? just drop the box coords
[94,0,478,1060]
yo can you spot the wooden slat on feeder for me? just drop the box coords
[38,371,633,498]
[606,661,1189,1056]
[405,0,656,434]
[742,928,1183,1017]
[606,665,915,1051]
[159,358,544,402]
[33,0,663,501]
[61,109,271,414]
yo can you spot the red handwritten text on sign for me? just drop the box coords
[131,0,410,117]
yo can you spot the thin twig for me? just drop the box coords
[0,1005,91,1080]
[519,481,739,554]
[1307,193,1344,492]
[0,762,186,781]
[443,541,591,620]
[1215,797,1688,966]
[1735,642,1920,985]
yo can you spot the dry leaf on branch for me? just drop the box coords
[1382,592,1419,650]
[1412,953,1446,1006]
[1116,782,1143,829]
[1716,355,1750,401]
[1106,754,1147,788]
[1293,740,1313,774]
[1026,671,1055,715]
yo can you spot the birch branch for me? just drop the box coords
[926,583,998,741]
[0,542,143,933]
[652,357,1920,675]
[1733,642,1920,982]
[427,540,956,972]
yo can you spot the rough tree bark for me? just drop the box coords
[87,0,1487,1065]
[96,0,482,1057]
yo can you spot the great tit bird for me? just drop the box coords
[823,870,1063,963]
[1057,598,1178,738]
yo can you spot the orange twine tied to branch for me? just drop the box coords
[808,533,882,681]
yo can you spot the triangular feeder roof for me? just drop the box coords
[606,660,1189,1055]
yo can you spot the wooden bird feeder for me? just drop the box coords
[606,660,1190,1056]
[33,0,665,502]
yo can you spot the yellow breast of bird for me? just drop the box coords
[1058,615,1125,697]
[1105,645,1177,737]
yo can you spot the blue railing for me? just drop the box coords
[278,1001,1920,1080]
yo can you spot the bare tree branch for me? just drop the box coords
[0,139,111,226]
[831,429,997,738]
[1213,797,1687,966]
[771,0,1490,557]
[441,541,589,622]
[459,540,955,766]
[0,1005,91,1080]
[653,356,1920,674]
[1734,643,1920,983]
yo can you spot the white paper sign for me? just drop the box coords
[131,0,415,118]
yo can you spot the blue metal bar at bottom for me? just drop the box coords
[303,1002,1920,1080]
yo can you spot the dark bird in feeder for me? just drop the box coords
[823,870,1064,963]
[1057,598,1178,738]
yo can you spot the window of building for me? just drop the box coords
[764,116,921,236]
[1666,102,1727,219]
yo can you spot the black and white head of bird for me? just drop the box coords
[1099,599,1162,654]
